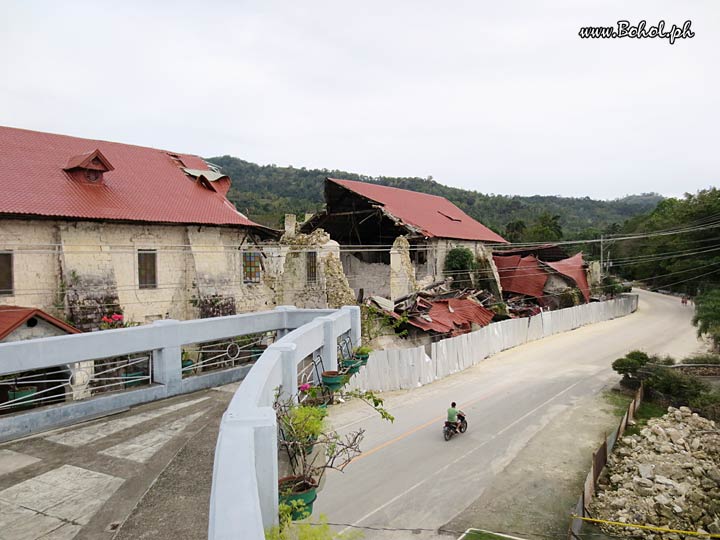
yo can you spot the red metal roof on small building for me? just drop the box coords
[0,306,81,341]
[408,298,495,335]
[493,255,548,299]
[328,178,507,243]
[0,126,268,230]
[544,253,590,302]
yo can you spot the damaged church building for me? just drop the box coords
[0,127,350,330]
[301,178,509,302]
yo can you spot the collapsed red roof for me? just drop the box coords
[407,298,495,336]
[544,253,590,302]
[0,126,271,232]
[0,305,81,341]
[493,255,548,299]
[328,178,507,243]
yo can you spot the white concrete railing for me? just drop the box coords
[0,306,355,442]
[208,305,361,540]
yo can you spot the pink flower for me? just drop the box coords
[101,316,111,323]
[299,383,311,392]
[111,314,124,321]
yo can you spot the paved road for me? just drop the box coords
[314,290,702,538]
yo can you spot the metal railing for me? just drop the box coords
[0,306,352,443]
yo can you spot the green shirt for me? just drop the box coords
[447,407,459,423]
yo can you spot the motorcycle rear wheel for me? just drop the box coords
[443,427,453,441]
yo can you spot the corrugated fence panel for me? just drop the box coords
[346,296,638,393]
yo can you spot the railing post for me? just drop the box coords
[151,319,182,396]
[342,305,362,348]
[272,343,298,401]
[274,305,297,339]
[318,317,338,372]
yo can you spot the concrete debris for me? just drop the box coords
[590,406,720,539]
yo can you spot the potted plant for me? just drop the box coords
[320,370,348,392]
[339,357,362,376]
[298,383,333,409]
[1,375,37,409]
[353,345,372,366]
[275,389,394,521]
[275,395,362,520]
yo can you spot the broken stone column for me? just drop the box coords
[390,236,417,300]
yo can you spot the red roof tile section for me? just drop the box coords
[0,126,265,228]
[0,305,81,341]
[544,253,590,302]
[493,255,548,299]
[407,298,495,336]
[328,178,508,243]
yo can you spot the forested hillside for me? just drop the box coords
[613,188,720,295]
[208,155,663,238]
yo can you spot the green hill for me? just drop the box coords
[208,155,663,237]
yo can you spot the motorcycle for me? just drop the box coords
[443,412,467,441]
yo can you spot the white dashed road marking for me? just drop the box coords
[0,465,123,540]
[45,397,210,447]
[99,409,208,463]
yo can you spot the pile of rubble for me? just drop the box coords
[590,407,720,539]
[367,281,498,337]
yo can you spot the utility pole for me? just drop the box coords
[600,235,604,276]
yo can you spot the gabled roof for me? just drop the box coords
[0,305,81,341]
[327,178,507,243]
[0,126,273,233]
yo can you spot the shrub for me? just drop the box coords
[444,247,475,289]
[645,367,710,405]
[681,353,720,365]
[612,350,650,385]
[689,391,720,421]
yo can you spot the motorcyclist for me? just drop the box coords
[447,402,464,430]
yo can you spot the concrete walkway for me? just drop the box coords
[0,384,237,540]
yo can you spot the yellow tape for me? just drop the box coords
[571,515,720,538]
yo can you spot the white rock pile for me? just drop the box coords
[590,406,720,539]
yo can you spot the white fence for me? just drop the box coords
[208,305,361,539]
[347,295,638,392]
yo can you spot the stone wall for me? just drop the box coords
[0,219,285,326]
[340,253,391,299]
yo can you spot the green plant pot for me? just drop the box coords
[340,360,361,375]
[8,387,37,409]
[279,476,317,520]
[354,353,369,366]
[122,372,145,388]
[321,371,346,392]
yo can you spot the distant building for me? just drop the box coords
[301,178,508,300]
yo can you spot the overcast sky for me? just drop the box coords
[1,1,718,199]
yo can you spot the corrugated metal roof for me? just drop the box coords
[407,298,494,335]
[328,178,508,243]
[493,254,548,299]
[544,253,590,302]
[0,126,269,230]
[0,305,81,341]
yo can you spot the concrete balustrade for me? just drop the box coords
[208,305,361,539]
[0,306,357,445]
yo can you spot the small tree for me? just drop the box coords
[611,350,650,388]
[444,247,475,289]
[693,288,720,349]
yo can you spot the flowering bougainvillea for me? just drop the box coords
[99,313,136,330]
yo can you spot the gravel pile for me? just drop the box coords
[590,406,720,539]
